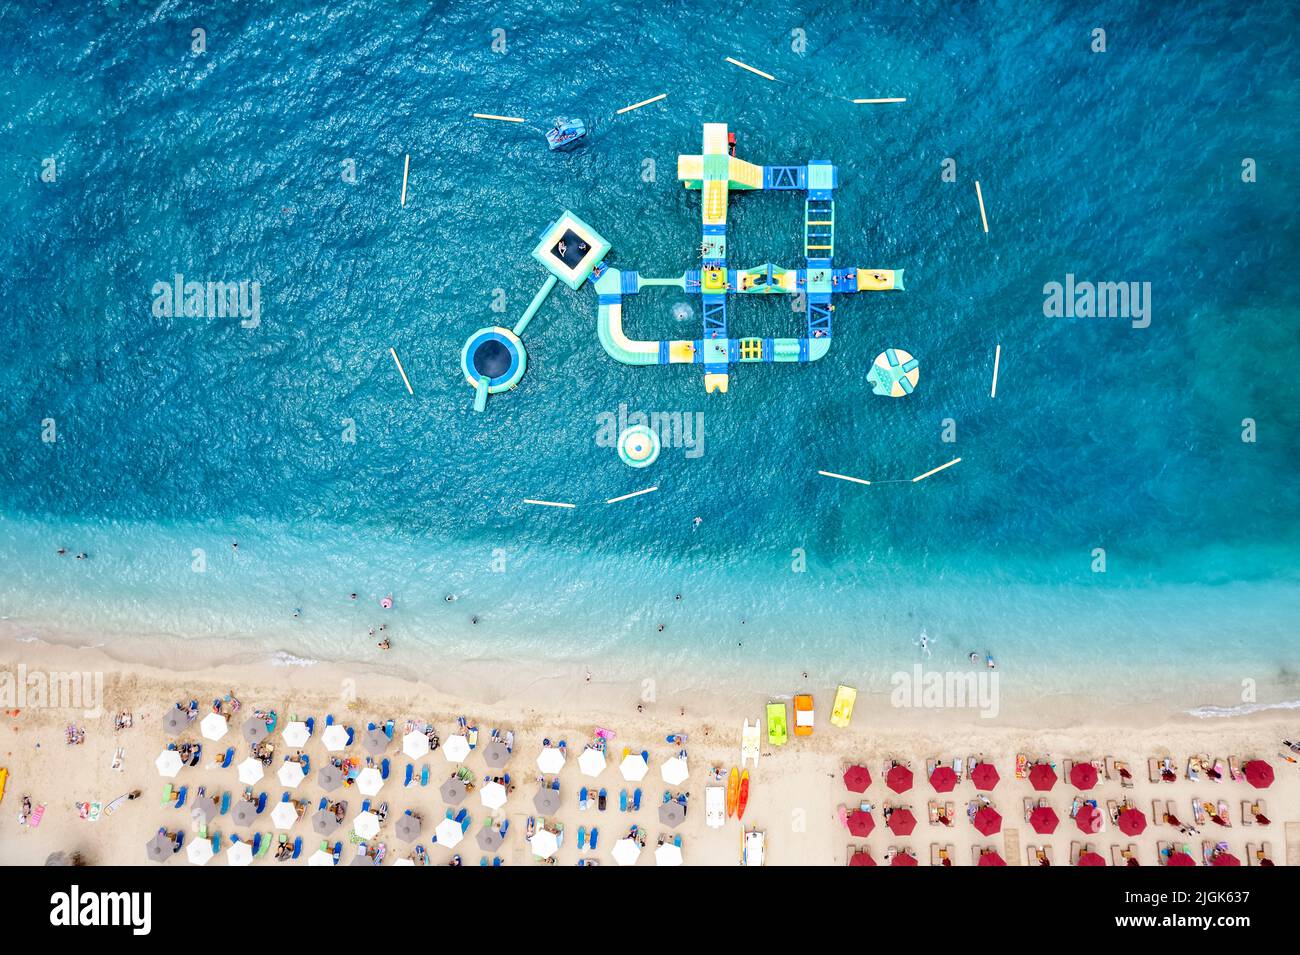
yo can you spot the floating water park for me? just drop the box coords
[461,122,910,409]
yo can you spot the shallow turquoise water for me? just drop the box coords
[1,1,1298,708]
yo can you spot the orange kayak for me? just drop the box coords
[737,770,750,820]
[726,767,739,817]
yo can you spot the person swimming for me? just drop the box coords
[969,652,980,665]
[916,630,932,658]
[986,652,997,670]
[444,594,457,603]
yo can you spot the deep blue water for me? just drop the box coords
[1,0,1298,707]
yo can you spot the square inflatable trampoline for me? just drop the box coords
[531,210,610,290]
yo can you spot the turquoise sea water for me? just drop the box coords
[1,1,1298,712]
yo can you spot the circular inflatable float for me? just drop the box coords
[461,327,526,394]
[617,425,660,468]
[869,348,920,397]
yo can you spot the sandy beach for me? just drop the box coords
[2,634,1296,867]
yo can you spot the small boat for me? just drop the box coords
[831,685,857,728]
[726,767,739,817]
[765,702,788,746]
[545,117,587,151]
[737,771,750,820]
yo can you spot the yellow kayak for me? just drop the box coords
[0,766,8,805]
[831,684,857,728]
[726,767,739,817]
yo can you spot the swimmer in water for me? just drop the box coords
[56,548,67,556]
[377,638,390,650]
[292,609,301,619]
[470,616,478,625]
[969,652,980,665]
[445,594,456,603]
[692,516,702,529]
[75,552,87,560]
[916,630,932,658]
[674,594,681,601]
[349,593,357,600]
[986,652,996,670]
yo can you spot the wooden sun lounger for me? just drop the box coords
[1243,799,1267,825]
[1106,799,1119,824]
[1156,840,1171,864]
[1228,755,1243,781]
[972,845,991,866]
[1070,841,1082,865]
[1026,844,1053,866]
[931,843,953,866]
[1241,801,1254,827]
[1191,798,1206,825]
[1107,757,1134,788]
[1111,844,1138,866]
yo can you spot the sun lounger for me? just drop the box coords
[1070,842,1083,865]
[1106,800,1119,824]
[1191,798,1206,825]
[1026,845,1053,866]
[705,786,724,828]
[926,758,937,779]
[1228,755,1243,781]
[1186,755,1204,782]
[953,757,964,780]
[1216,799,1231,826]
[741,719,760,768]
[930,844,953,866]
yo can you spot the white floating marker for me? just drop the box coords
[852,97,907,104]
[818,470,872,486]
[606,486,659,504]
[472,113,527,123]
[400,154,410,207]
[617,94,667,115]
[389,347,413,395]
[912,458,962,483]
[725,57,776,82]
[990,343,1001,398]
[523,499,576,509]
[975,180,989,234]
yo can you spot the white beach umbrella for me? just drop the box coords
[402,730,431,760]
[227,841,254,866]
[155,749,183,778]
[200,712,229,741]
[282,721,310,748]
[353,811,381,840]
[322,724,350,752]
[536,746,566,774]
[271,800,299,830]
[661,756,689,786]
[530,829,559,859]
[238,756,265,785]
[442,734,471,763]
[434,817,465,848]
[578,747,607,778]
[307,848,334,867]
[186,837,215,866]
[620,752,649,782]
[480,781,508,810]
[356,767,384,796]
[277,761,306,789]
[612,837,642,866]
[655,842,683,867]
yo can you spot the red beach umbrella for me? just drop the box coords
[1028,763,1057,791]
[1077,851,1106,867]
[1166,851,1196,866]
[849,850,876,866]
[1029,806,1060,834]
[886,765,914,794]
[887,808,917,836]
[970,762,1000,790]
[929,766,958,792]
[972,806,1002,836]
[843,765,872,793]
[846,809,875,837]
[1243,760,1274,789]
[1212,852,1241,867]
[1075,804,1104,834]
[1117,808,1147,836]
[890,851,918,866]
[977,851,1006,866]
[1069,763,1098,790]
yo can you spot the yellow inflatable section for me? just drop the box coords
[856,268,905,291]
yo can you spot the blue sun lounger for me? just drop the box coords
[404,764,414,787]
[420,765,430,786]
[589,827,599,850]
[220,791,231,815]
[577,826,586,850]
[620,789,628,812]
[633,789,642,811]
[255,792,267,813]
[579,787,588,810]
[381,758,390,779]
[174,786,188,809]
[220,747,235,768]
